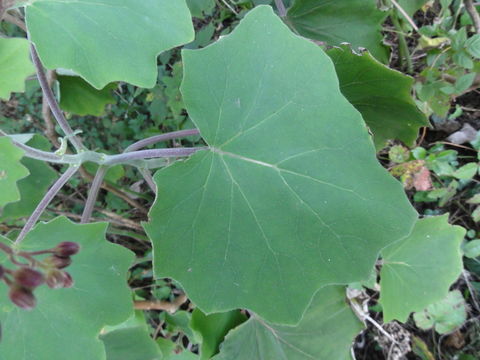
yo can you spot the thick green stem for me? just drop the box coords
[391,14,413,74]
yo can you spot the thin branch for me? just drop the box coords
[390,0,419,32]
[42,70,61,148]
[138,168,157,193]
[78,167,149,215]
[465,0,480,34]
[81,166,107,223]
[134,294,187,313]
[124,129,200,153]
[2,12,25,31]
[274,0,287,17]
[14,166,79,245]
[30,45,84,152]
[103,147,205,166]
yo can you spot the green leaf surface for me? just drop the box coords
[26,0,195,89]
[379,215,465,323]
[0,136,30,207]
[190,309,247,359]
[287,0,389,62]
[101,326,162,360]
[327,45,428,149]
[58,75,116,116]
[145,5,417,324]
[186,0,215,18]
[0,135,57,221]
[0,38,35,100]
[398,0,428,17]
[0,217,134,360]
[452,163,478,180]
[413,290,467,334]
[213,286,364,360]
[462,239,480,258]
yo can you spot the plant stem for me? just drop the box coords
[138,168,157,193]
[103,147,205,166]
[274,0,287,17]
[391,13,414,73]
[390,0,419,32]
[1,130,204,166]
[30,45,84,153]
[124,129,200,152]
[14,166,79,245]
[81,166,107,224]
[465,0,480,34]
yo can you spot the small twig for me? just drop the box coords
[134,294,187,313]
[81,166,107,223]
[465,0,480,34]
[463,270,480,313]
[30,45,84,152]
[138,168,157,194]
[42,70,61,148]
[390,0,419,31]
[124,129,200,153]
[78,167,149,214]
[2,12,26,31]
[274,0,287,17]
[219,0,238,15]
[14,166,79,245]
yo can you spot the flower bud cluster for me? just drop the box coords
[0,241,80,311]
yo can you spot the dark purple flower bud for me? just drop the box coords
[46,270,73,289]
[54,242,80,257]
[9,286,36,310]
[44,255,72,269]
[13,267,45,289]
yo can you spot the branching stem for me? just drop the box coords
[14,166,79,245]
[30,45,85,153]
[465,0,480,34]
[81,166,107,224]
[274,0,287,17]
[124,129,200,152]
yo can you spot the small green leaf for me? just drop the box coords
[398,0,428,17]
[0,135,57,222]
[186,0,215,18]
[0,38,35,100]
[145,5,417,324]
[190,309,247,359]
[452,163,478,180]
[465,34,480,58]
[287,0,389,62]
[101,326,162,360]
[413,290,467,334]
[213,286,364,360]
[58,75,116,116]
[379,215,465,323]
[26,0,195,89]
[455,73,477,93]
[0,217,134,360]
[467,193,480,204]
[462,239,480,258]
[0,137,30,207]
[472,206,480,222]
[327,45,428,149]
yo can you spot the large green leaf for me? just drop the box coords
[26,0,195,89]
[0,136,30,207]
[326,45,428,149]
[379,215,465,323]
[0,38,35,99]
[213,286,364,360]
[0,217,134,360]
[287,0,389,62]
[58,75,116,116]
[0,135,57,221]
[101,326,162,360]
[190,309,247,359]
[145,5,417,325]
